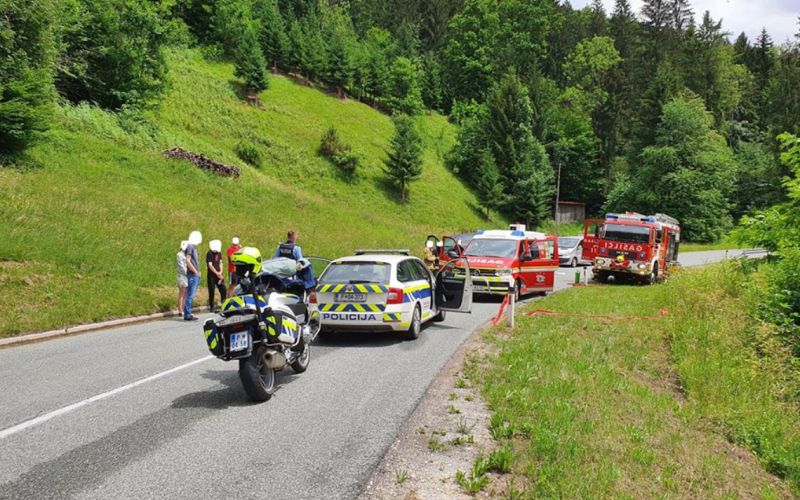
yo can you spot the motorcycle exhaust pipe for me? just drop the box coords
[262,349,287,370]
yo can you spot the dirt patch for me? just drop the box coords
[359,329,506,499]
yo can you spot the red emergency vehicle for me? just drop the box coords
[447,224,558,298]
[581,212,680,284]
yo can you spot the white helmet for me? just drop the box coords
[209,239,222,253]
[232,236,240,245]
[188,230,202,246]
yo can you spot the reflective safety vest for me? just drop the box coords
[278,242,296,259]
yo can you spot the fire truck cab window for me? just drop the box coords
[520,241,538,260]
[656,230,663,243]
[546,240,555,259]
[601,223,651,244]
[465,239,518,258]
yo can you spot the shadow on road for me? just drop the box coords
[314,331,408,347]
[170,370,250,410]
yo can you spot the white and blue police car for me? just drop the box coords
[309,250,474,340]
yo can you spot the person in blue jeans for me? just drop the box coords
[184,230,203,321]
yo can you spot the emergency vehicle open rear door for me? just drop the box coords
[581,219,604,262]
[435,258,473,313]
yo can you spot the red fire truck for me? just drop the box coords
[442,224,559,298]
[581,212,680,284]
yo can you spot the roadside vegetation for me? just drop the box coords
[0,49,501,337]
[474,263,800,497]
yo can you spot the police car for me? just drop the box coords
[309,250,474,340]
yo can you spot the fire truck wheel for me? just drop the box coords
[595,271,609,283]
[647,263,659,285]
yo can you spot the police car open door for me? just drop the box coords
[306,257,332,279]
[434,257,473,313]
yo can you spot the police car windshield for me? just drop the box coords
[602,224,650,244]
[464,239,517,258]
[320,262,390,284]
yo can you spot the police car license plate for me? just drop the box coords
[335,293,366,303]
[229,332,249,352]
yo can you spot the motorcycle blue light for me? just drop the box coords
[639,252,645,258]
[600,248,607,254]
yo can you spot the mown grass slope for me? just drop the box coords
[0,48,502,336]
[474,264,800,497]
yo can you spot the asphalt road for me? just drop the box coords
[0,250,761,499]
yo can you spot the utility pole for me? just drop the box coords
[554,162,562,236]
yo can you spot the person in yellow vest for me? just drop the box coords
[423,240,437,270]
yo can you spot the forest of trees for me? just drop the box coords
[2,0,800,240]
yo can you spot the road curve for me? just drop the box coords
[0,250,755,499]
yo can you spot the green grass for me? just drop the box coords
[0,48,503,337]
[477,264,800,498]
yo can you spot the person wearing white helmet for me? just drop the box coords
[226,236,242,296]
[184,230,203,321]
[206,239,226,313]
[423,239,437,270]
[177,241,189,316]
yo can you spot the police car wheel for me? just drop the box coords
[570,257,577,268]
[403,306,421,340]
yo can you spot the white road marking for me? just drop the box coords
[0,355,214,440]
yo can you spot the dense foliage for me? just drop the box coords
[736,133,800,353]
[1,0,799,235]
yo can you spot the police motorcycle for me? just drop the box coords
[202,247,321,402]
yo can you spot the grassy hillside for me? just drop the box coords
[473,264,800,497]
[0,48,502,337]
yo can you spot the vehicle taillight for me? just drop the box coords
[387,287,404,305]
[308,290,317,304]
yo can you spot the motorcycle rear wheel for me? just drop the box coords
[290,343,310,373]
[239,348,276,402]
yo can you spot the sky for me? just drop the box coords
[569,0,800,44]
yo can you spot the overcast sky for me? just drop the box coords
[569,0,799,44]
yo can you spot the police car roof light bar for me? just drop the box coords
[353,249,410,256]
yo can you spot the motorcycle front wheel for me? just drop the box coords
[239,348,276,402]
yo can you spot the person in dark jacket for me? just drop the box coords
[206,239,226,312]
[273,230,303,261]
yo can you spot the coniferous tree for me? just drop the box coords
[588,0,608,36]
[254,0,288,71]
[485,74,554,225]
[383,113,423,201]
[234,21,269,93]
[752,28,774,92]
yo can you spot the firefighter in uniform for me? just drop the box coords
[423,240,437,270]
[274,229,303,261]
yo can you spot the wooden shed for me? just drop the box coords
[556,201,585,224]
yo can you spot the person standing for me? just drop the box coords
[177,240,189,316]
[423,240,437,270]
[184,230,202,321]
[226,236,241,296]
[274,230,303,261]
[207,240,227,312]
